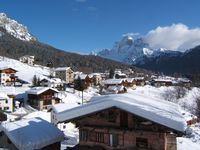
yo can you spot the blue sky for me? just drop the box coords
[0,0,200,53]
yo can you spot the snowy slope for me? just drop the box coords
[94,34,181,64]
[0,56,50,83]
[0,13,36,41]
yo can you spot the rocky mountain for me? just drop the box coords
[0,12,146,73]
[93,33,200,75]
[136,45,200,75]
[0,13,36,41]
[93,34,181,65]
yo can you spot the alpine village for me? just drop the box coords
[1,2,200,150]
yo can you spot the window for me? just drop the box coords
[4,107,9,110]
[5,100,8,103]
[109,133,118,147]
[96,132,104,143]
[136,138,148,148]
[63,125,66,129]
[80,130,88,141]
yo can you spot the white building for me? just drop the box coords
[19,55,35,65]
[0,93,13,112]
[55,67,74,84]
[40,77,64,88]
[0,67,17,86]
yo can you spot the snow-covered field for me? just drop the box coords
[0,56,50,83]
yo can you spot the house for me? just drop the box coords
[104,85,127,94]
[75,74,93,88]
[152,79,173,87]
[0,67,17,86]
[55,67,74,84]
[0,117,64,150]
[177,78,191,88]
[0,93,13,112]
[89,73,102,85]
[26,87,60,110]
[104,79,128,88]
[40,77,64,89]
[19,55,35,65]
[53,93,186,150]
[126,78,136,89]
[135,77,145,86]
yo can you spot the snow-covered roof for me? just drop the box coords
[26,87,59,95]
[89,73,101,76]
[134,77,145,80]
[0,92,9,99]
[178,78,191,83]
[0,67,17,72]
[50,103,79,113]
[126,78,135,83]
[153,78,172,82]
[40,77,63,84]
[0,117,64,150]
[55,67,70,71]
[104,79,126,85]
[116,73,127,76]
[19,55,34,58]
[55,93,187,133]
[107,85,125,92]
[75,74,88,80]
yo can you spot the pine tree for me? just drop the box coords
[74,76,85,104]
[32,75,37,87]
[109,68,115,79]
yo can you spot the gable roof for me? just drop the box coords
[26,87,59,95]
[104,79,126,85]
[55,93,187,133]
[75,74,88,80]
[126,78,136,83]
[55,67,70,72]
[0,117,64,150]
[0,67,17,72]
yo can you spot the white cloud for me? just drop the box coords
[145,23,200,52]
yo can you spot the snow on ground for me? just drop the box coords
[177,123,200,150]
[0,86,30,100]
[0,56,50,83]
[23,110,51,122]
[60,123,79,150]
[62,87,100,104]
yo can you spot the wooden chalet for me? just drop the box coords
[135,77,145,86]
[126,78,136,88]
[53,94,186,150]
[104,79,128,88]
[27,87,60,110]
[75,74,93,89]
[152,79,173,87]
[0,67,18,86]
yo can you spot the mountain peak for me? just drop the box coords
[0,12,36,41]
